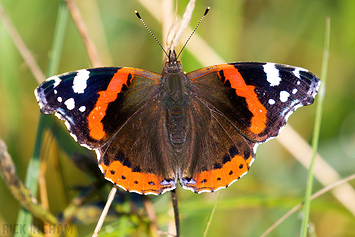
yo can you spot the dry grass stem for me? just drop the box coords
[261,174,355,236]
[0,138,58,224]
[65,0,102,67]
[0,3,45,83]
[164,0,196,52]
[143,197,160,237]
[92,185,117,237]
[278,126,355,216]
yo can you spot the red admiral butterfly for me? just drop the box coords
[35,15,320,196]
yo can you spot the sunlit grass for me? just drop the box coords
[300,17,330,237]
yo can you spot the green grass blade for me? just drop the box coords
[15,114,48,237]
[15,3,69,236]
[46,1,69,77]
[300,17,330,237]
[203,191,222,237]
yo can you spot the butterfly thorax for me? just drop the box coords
[161,50,189,151]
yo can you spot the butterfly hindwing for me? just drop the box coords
[178,95,256,193]
[97,97,177,195]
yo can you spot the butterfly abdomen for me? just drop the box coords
[167,106,187,147]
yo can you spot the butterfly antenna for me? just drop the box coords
[135,11,169,58]
[176,7,210,59]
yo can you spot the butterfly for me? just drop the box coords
[35,45,320,195]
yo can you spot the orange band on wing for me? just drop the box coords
[221,65,267,134]
[191,154,254,192]
[87,69,133,140]
[100,159,167,195]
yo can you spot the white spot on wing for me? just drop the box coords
[292,88,298,94]
[293,68,301,79]
[64,98,75,110]
[49,76,61,87]
[268,99,275,105]
[57,97,62,102]
[293,67,308,79]
[79,106,86,112]
[280,91,290,103]
[263,63,281,86]
[72,69,90,94]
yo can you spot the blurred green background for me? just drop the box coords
[0,0,355,236]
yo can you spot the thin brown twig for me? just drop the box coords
[143,196,160,237]
[64,0,102,67]
[0,138,58,224]
[260,174,355,237]
[0,2,45,83]
[171,189,180,237]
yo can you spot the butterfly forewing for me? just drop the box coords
[35,67,161,149]
[187,62,320,143]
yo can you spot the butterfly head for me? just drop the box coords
[163,50,183,74]
[168,49,177,63]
